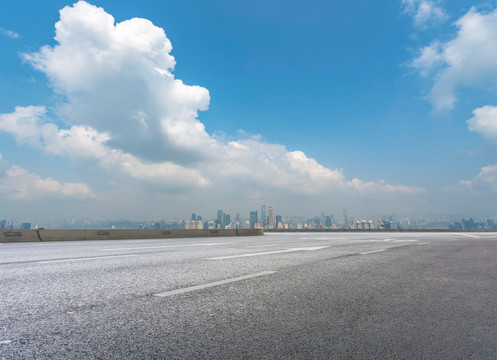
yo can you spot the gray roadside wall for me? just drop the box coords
[0,229,263,243]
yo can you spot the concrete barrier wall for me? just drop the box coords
[0,230,42,243]
[0,228,264,243]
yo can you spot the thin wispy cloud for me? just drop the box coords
[402,0,448,28]
[0,27,20,39]
[412,7,497,111]
[412,5,497,196]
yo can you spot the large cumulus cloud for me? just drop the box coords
[0,1,423,212]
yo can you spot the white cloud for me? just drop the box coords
[23,0,212,164]
[0,154,7,176]
[0,1,424,210]
[467,105,497,144]
[446,164,497,194]
[0,159,94,200]
[0,27,20,39]
[412,7,497,110]
[402,0,448,28]
[0,106,210,191]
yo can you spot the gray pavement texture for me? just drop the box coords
[1,232,497,359]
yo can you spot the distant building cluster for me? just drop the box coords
[0,220,31,230]
[1,213,497,231]
[449,218,496,230]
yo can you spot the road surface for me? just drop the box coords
[1,232,497,359]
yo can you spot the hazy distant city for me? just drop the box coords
[3,205,496,231]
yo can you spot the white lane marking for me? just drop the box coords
[0,340,12,345]
[417,242,430,245]
[392,239,418,242]
[207,246,329,260]
[300,237,345,240]
[246,243,284,248]
[36,254,139,264]
[125,240,167,243]
[452,233,480,238]
[360,249,387,255]
[100,243,230,251]
[153,271,276,297]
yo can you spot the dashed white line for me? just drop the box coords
[100,243,230,251]
[36,254,139,264]
[300,237,346,240]
[417,242,430,245]
[246,243,284,248]
[207,246,329,260]
[360,249,387,255]
[0,340,12,345]
[153,271,276,297]
[452,233,481,238]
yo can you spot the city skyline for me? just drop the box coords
[1,1,497,220]
[2,202,496,232]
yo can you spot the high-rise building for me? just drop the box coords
[216,209,223,229]
[343,209,349,227]
[0,220,6,229]
[275,215,282,229]
[191,213,196,221]
[249,211,258,229]
[268,207,274,229]
[261,205,267,227]
[184,220,195,229]
[20,222,31,230]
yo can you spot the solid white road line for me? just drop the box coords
[452,233,481,238]
[153,271,276,297]
[36,254,139,264]
[100,243,230,251]
[359,249,387,255]
[207,246,329,260]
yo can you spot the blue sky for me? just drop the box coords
[1,0,497,222]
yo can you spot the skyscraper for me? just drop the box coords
[261,204,267,228]
[268,206,275,229]
[249,211,258,229]
[216,209,223,229]
[343,209,349,227]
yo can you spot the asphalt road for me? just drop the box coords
[1,232,497,359]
